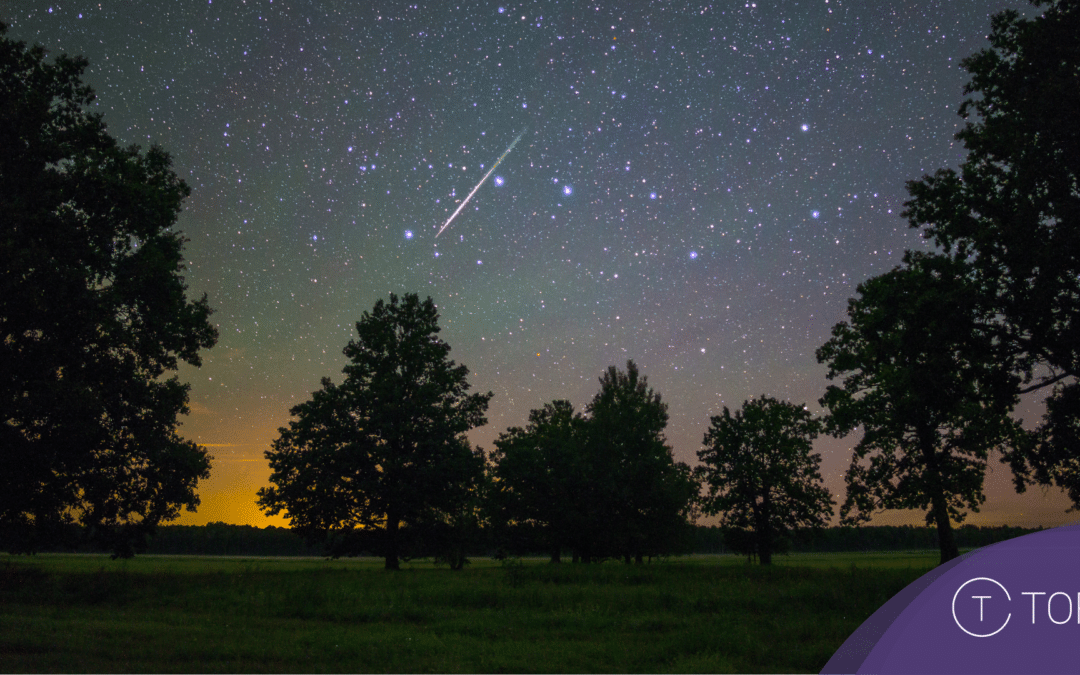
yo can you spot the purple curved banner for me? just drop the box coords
[823,523,1080,674]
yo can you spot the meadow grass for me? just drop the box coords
[0,551,937,673]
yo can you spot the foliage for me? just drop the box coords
[581,360,700,562]
[489,362,697,563]
[697,396,832,565]
[5,521,1042,558]
[817,253,1024,563]
[490,400,589,562]
[257,293,492,569]
[425,438,489,570]
[1029,384,1080,508]
[0,24,217,557]
[902,0,1080,504]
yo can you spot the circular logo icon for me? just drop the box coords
[952,577,1011,638]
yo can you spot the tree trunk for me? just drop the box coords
[756,494,773,566]
[551,548,561,564]
[449,544,466,571]
[919,426,960,565]
[931,493,960,564]
[758,536,772,565]
[385,516,401,570]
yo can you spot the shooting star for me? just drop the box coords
[436,129,525,238]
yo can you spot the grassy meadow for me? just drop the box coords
[0,551,938,673]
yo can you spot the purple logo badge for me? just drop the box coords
[823,523,1080,674]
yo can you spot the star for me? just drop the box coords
[14,0,1057,528]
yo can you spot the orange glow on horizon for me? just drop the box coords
[176,452,290,528]
[175,413,1080,531]
[176,451,1080,531]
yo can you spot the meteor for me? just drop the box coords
[435,129,525,238]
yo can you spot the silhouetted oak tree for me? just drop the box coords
[583,360,698,562]
[257,294,492,570]
[902,0,1080,505]
[817,254,1023,564]
[0,25,218,556]
[413,437,489,570]
[491,400,588,562]
[697,396,832,565]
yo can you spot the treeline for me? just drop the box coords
[143,523,314,556]
[9,522,1043,559]
[0,523,313,557]
[144,523,1045,558]
[692,524,1043,556]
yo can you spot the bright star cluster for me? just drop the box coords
[10,0,1072,528]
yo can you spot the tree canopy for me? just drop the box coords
[0,24,218,556]
[697,396,832,565]
[489,364,698,564]
[817,253,1023,563]
[902,0,1080,505]
[257,293,492,569]
[491,400,588,562]
[582,360,698,562]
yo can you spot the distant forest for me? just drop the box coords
[14,522,1045,559]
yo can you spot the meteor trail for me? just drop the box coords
[436,129,525,238]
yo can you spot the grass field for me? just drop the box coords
[0,551,939,673]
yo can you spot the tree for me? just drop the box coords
[902,0,1080,504]
[414,437,489,570]
[582,360,699,562]
[0,25,218,556]
[816,253,1023,564]
[697,396,832,565]
[257,293,492,570]
[491,400,595,562]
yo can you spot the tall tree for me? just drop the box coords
[817,253,1023,564]
[257,293,492,570]
[583,360,698,563]
[902,0,1080,504]
[491,400,588,562]
[422,437,489,571]
[0,25,218,556]
[697,396,832,566]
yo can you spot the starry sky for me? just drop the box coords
[8,0,1076,529]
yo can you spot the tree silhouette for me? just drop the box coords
[491,400,588,562]
[583,360,698,562]
[902,0,1080,505]
[817,254,1023,564]
[422,437,489,570]
[0,25,218,557]
[697,396,832,565]
[257,293,492,570]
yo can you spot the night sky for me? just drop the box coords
[9,0,1076,529]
